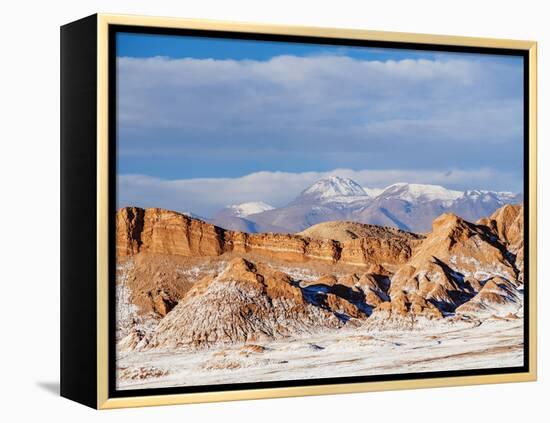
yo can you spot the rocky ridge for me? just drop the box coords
[117,207,421,268]
[116,203,525,350]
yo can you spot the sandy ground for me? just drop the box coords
[116,317,523,390]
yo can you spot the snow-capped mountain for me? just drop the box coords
[224,201,274,218]
[295,176,370,204]
[377,183,463,204]
[363,186,384,198]
[462,189,519,203]
[209,201,283,233]
[449,190,523,225]
[210,176,522,234]
[351,181,521,232]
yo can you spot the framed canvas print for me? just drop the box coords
[60,14,537,409]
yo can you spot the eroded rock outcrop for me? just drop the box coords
[370,207,524,319]
[144,258,365,348]
[388,212,518,309]
[478,204,524,282]
[455,276,522,318]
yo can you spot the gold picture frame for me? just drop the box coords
[61,13,537,409]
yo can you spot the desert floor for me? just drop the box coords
[116,317,523,390]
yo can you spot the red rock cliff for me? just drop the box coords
[116,207,418,268]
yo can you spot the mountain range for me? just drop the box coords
[209,175,522,233]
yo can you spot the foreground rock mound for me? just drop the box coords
[145,258,365,348]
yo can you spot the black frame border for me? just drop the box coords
[60,14,99,408]
[107,24,530,399]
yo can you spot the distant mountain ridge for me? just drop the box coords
[209,175,522,233]
[377,182,463,203]
[293,176,371,204]
[224,201,274,217]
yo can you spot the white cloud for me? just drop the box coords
[117,167,521,217]
[118,55,522,141]
[116,54,523,175]
[116,53,524,214]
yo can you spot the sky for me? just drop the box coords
[116,32,524,216]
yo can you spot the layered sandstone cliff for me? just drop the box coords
[117,207,420,268]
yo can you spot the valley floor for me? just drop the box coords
[116,317,523,390]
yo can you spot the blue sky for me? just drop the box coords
[116,32,524,215]
[117,32,443,62]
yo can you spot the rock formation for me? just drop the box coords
[116,207,420,268]
[478,204,524,282]
[455,276,521,317]
[144,258,364,348]
[116,203,525,351]
[371,210,523,319]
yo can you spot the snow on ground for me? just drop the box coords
[116,260,158,343]
[176,261,227,281]
[266,264,323,281]
[448,254,516,282]
[117,317,523,390]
